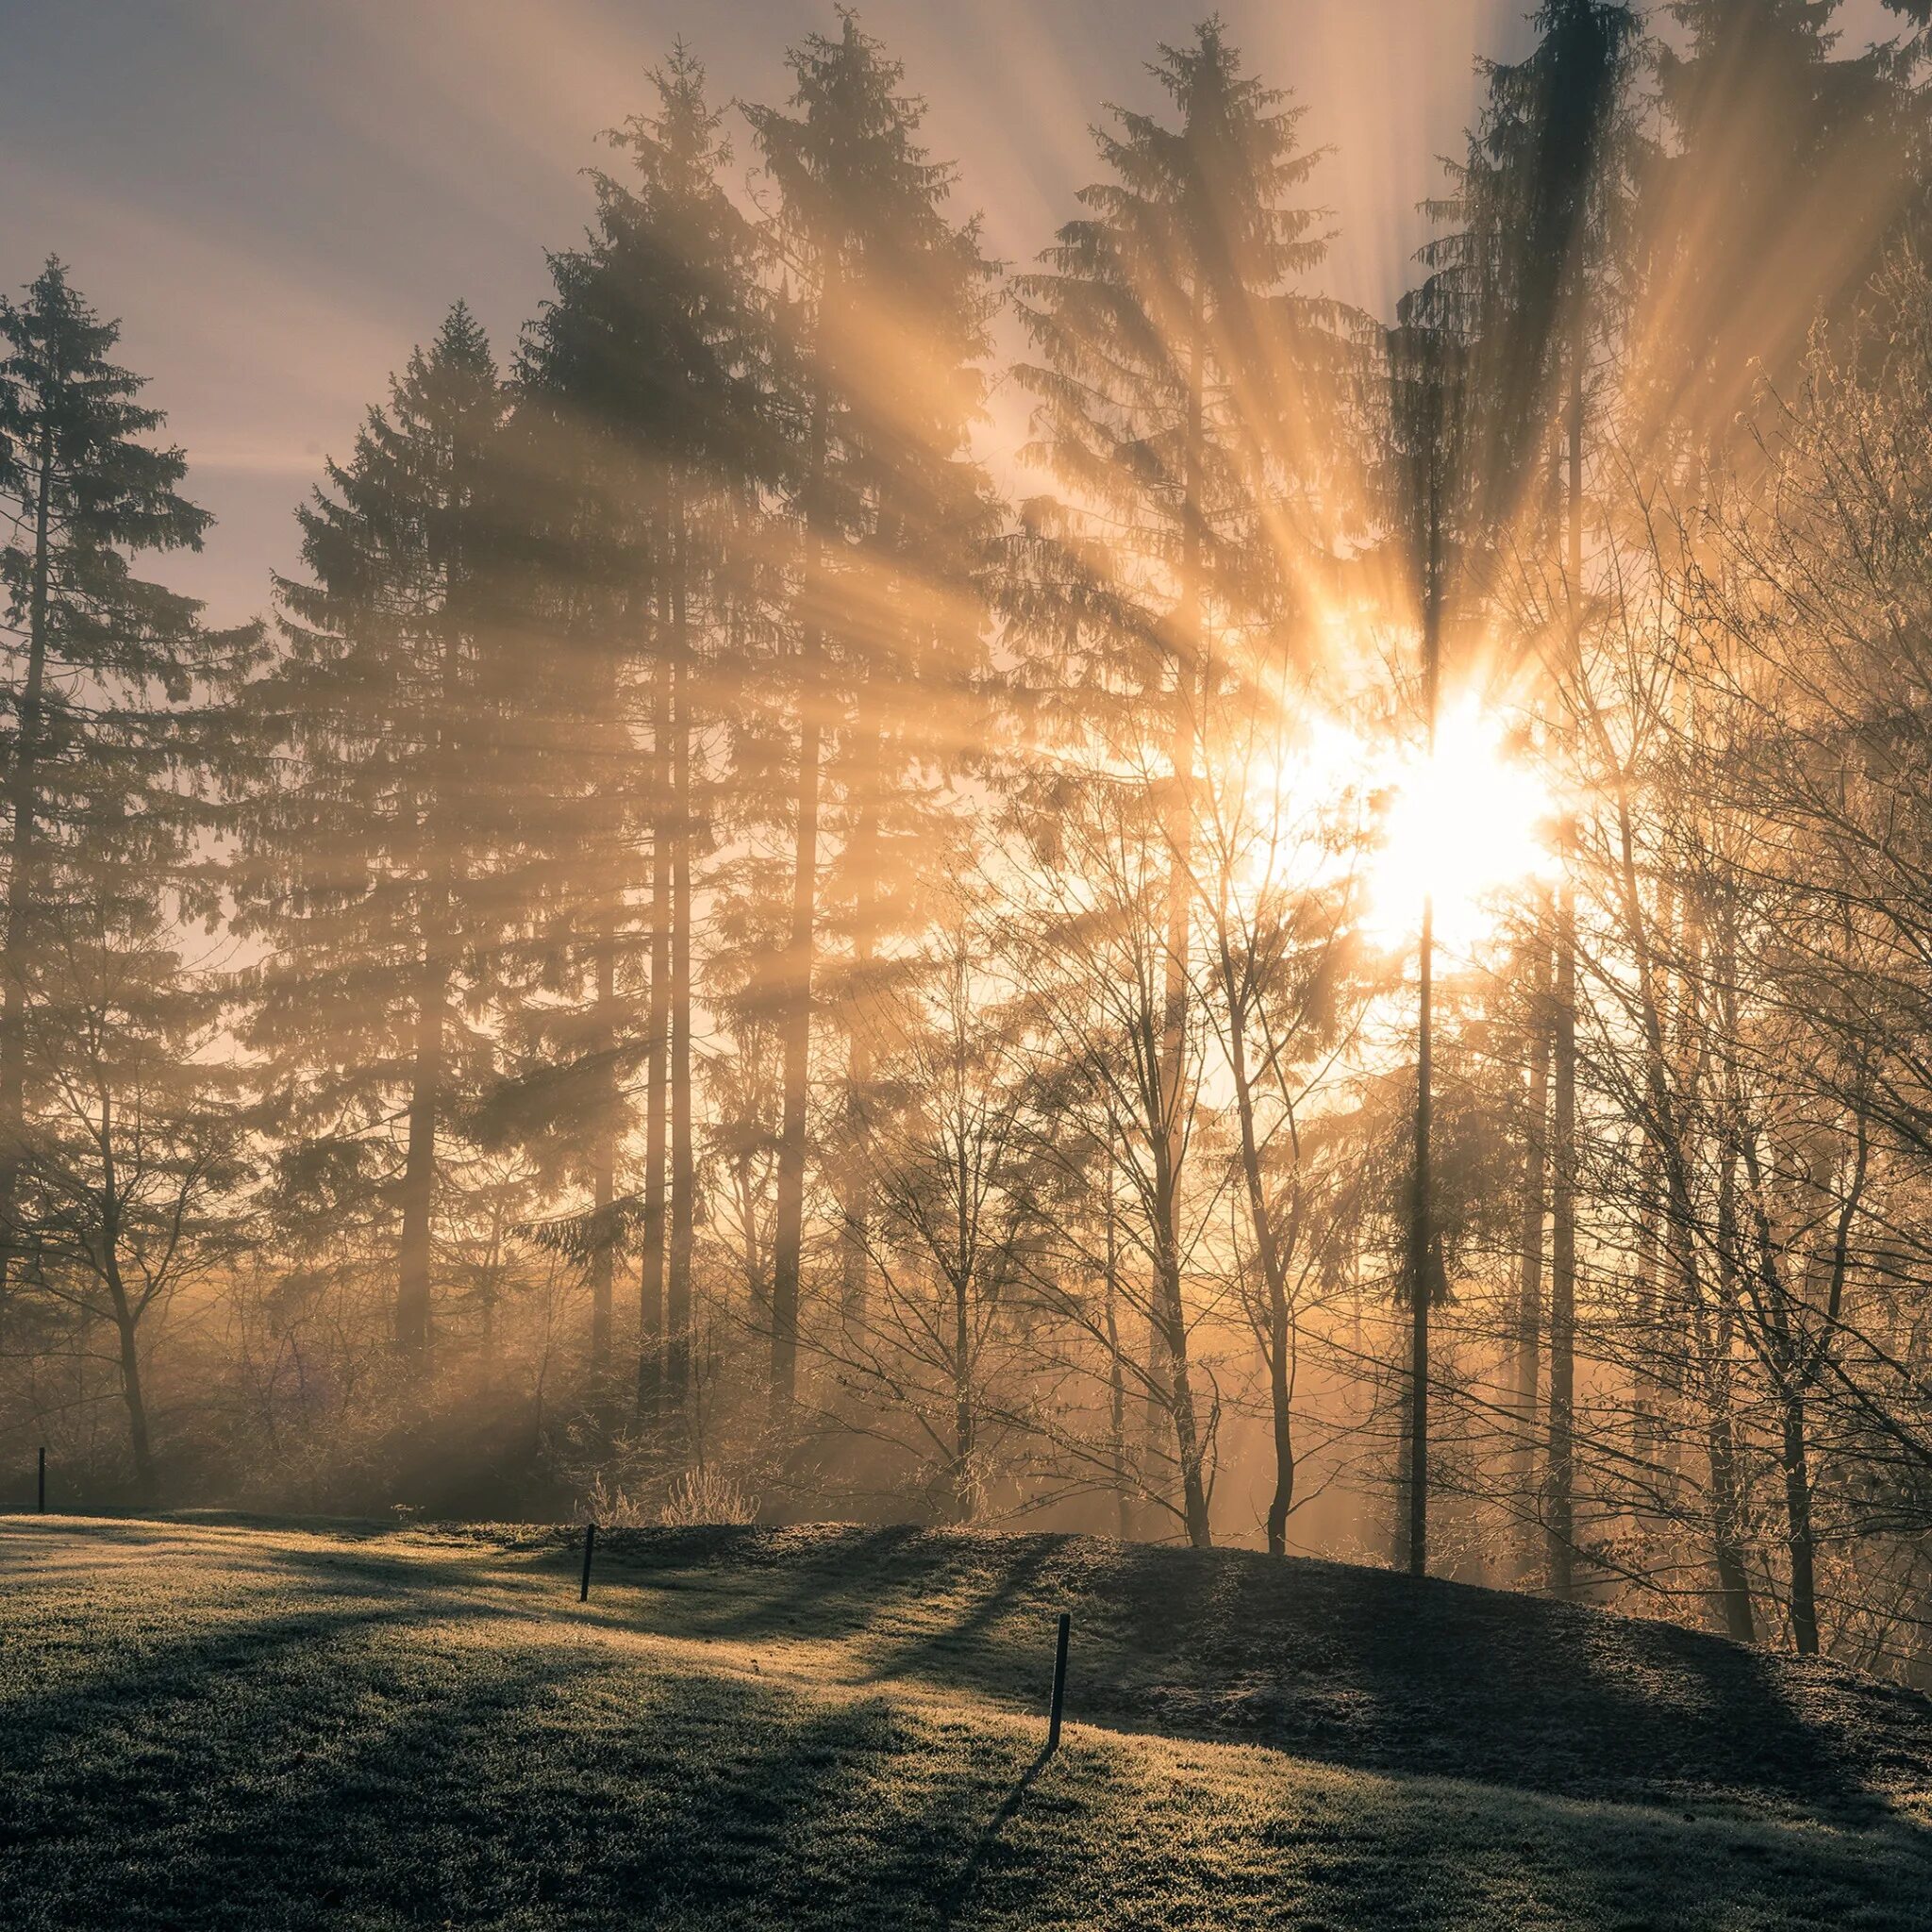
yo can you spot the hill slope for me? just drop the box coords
[3,1515,1929,1928]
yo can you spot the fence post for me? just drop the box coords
[1046,1610,1070,1753]
[37,1445,45,1514]
[579,1521,597,1602]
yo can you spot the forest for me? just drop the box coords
[6,0,1932,1684]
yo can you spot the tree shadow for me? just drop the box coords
[12,1515,1929,1835]
[497,1523,1930,1825]
[8,1521,1932,1930]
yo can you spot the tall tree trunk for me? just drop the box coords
[395,945,443,1363]
[589,909,616,1368]
[1707,1391,1757,1641]
[97,1090,158,1510]
[1545,333,1586,1601]
[1779,1383,1819,1655]
[768,283,841,1420]
[1707,1141,1757,1642]
[1407,404,1444,1582]
[667,508,695,1423]
[110,1298,158,1510]
[1408,895,1435,1579]
[770,558,824,1416]
[1103,1171,1130,1540]
[0,422,55,1315]
[1515,917,1551,1581]
[840,721,880,1333]
[637,616,672,1424]
[1546,874,1578,1598]
[1155,1228,1210,1547]
[1633,870,1678,1481]
[1219,934,1296,1557]
[1153,284,1211,1552]
[951,1233,973,1523]
[1141,1287,1171,1528]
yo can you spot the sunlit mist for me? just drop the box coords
[1363,697,1553,954]
[9,16,1932,1846]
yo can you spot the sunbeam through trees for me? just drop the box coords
[9,1,1932,1690]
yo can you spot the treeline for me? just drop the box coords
[8,3,1932,1676]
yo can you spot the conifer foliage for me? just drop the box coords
[0,263,251,1502]
[236,305,508,1371]
[16,6,1932,1689]
[744,14,997,1416]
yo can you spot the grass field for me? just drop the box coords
[3,1515,1930,1928]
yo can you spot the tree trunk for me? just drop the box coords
[667,510,695,1421]
[1154,281,1210,1552]
[395,951,442,1364]
[840,723,880,1333]
[1141,1288,1171,1529]
[769,657,820,1416]
[110,1291,158,1511]
[1708,1144,1757,1642]
[1220,939,1295,1557]
[1707,1396,1757,1642]
[1157,1238,1211,1548]
[589,911,616,1368]
[1780,1383,1820,1655]
[1546,870,1578,1599]
[1103,1174,1130,1540]
[1515,917,1551,1581]
[637,622,672,1424]
[1408,889,1435,1579]
[1407,408,1444,1582]
[769,332,835,1420]
[1545,331,1586,1601]
[952,1266,974,1524]
[0,422,55,1314]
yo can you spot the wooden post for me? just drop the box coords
[37,1445,45,1514]
[579,1521,597,1602]
[1046,1610,1070,1753]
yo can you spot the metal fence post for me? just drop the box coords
[1047,1610,1070,1753]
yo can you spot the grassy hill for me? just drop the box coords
[3,1515,1929,1929]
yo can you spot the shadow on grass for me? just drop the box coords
[6,1523,1932,1930]
[506,1523,1932,1824]
[939,1741,1057,1927]
[9,1516,1931,1833]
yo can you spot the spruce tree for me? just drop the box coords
[0,259,242,1316]
[1650,0,1908,441]
[511,43,767,1424]
[744,14,997,1416]
[1404,0,1641,1587]
[236,305,507,1371]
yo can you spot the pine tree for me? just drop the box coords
[237,305,507,1372]
[744,13,997,1417]
[1404,0,1641,1588]
[0,259,242,1319]
[1009,20,1339,1548]
[1649,0,1909,441]
[510,45,767,1424]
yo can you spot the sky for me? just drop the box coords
[1,0,1907,629]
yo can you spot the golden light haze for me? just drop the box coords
[6,1,1932,1692]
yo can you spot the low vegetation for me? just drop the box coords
[4,1516,1929,1928]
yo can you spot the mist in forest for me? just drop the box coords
[8,0,1932,1682]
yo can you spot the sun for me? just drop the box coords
[1363,696,1553,955]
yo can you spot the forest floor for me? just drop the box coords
[3,1517,1931,1929]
